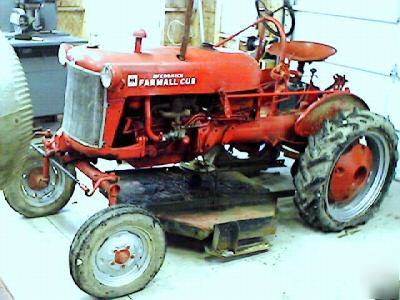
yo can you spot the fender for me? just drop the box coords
[294,92,369,137]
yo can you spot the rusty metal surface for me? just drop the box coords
[179,0,194,61]
[157,203,275,231]
[205,241,270,258]
[295,93,369,137]
[114,167,292,257]
[115,167,294,212]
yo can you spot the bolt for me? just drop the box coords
[121,264,126,269]
[130,255,135,259]
[111,262,115,266]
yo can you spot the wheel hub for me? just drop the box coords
[113,247,134,265]
[26,167,49,190]
[94,230,150,287]
[329,143,373,203]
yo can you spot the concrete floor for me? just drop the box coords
[0,166,399,300]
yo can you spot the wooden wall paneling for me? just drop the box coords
[56,0,85,37]
[164,0,217,46]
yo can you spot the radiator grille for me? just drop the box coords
[61,63,106,148]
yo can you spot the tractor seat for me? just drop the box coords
[267,41,337,62]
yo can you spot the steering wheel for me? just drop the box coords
[255,0,295,37]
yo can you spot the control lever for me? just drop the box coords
[310,68,317,83]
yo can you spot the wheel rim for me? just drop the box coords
[20,159,66,207]
[93,229,152,287]
[326,132,390,222]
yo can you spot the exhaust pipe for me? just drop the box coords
[178,0,195,61]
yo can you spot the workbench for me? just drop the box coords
[6,33,86,117]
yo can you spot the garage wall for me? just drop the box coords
[292,1,400,128]
[83,0,165,52]
[292,0,400,178]
[220,0,258,36]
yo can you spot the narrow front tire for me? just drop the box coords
[69,204,166,299]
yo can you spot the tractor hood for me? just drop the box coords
[66,45,262,96]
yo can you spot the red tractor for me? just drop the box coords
[3,1,398,298]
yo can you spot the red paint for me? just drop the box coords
[67,46,261,95]
[133,29,147,54]
[267,41,336,62]
[114,249,131,265]
[145,96,163,142]
[75,161,120,206]
[27,167,48,190]
[295,92,369,137]
[45,15,370,205]
[329,144,373,203]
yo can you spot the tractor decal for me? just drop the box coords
[128,73,197,88]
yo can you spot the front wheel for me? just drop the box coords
[3,140,76,218]
[294,110,398,232]
[69,204,166,298]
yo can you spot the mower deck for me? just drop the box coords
[114,167,294,257]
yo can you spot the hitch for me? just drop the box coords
[75,161,120,206]
[31,142,121,206]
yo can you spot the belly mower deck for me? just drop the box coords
[112,167,294,258]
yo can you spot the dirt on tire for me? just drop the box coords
[294,109,398,232]
[0,31,33,188]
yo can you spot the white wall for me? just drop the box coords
[293,3,400,127]
[83,0,165,52]
[220,0,258,36]
[218,0,288,44]
[292,1,400,178]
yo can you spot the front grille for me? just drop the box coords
[62,63,106,148]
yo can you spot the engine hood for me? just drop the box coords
[66,46,262,95]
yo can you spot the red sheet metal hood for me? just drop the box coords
[67,46,261,95]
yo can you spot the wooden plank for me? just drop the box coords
[166,8,187,12]
[58,7,85,12]
[57,0,83,6]
[164,0,218,46]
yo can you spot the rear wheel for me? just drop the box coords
[3,140,76,218]
[294,110,398,232]
[0,31,33,188]
[69,204,166,298]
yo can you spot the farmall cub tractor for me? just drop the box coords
[2,1,398,298]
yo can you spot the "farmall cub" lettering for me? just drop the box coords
[127,73,196,88]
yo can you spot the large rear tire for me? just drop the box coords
[0,31,33,188]
[294,109,398,232]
